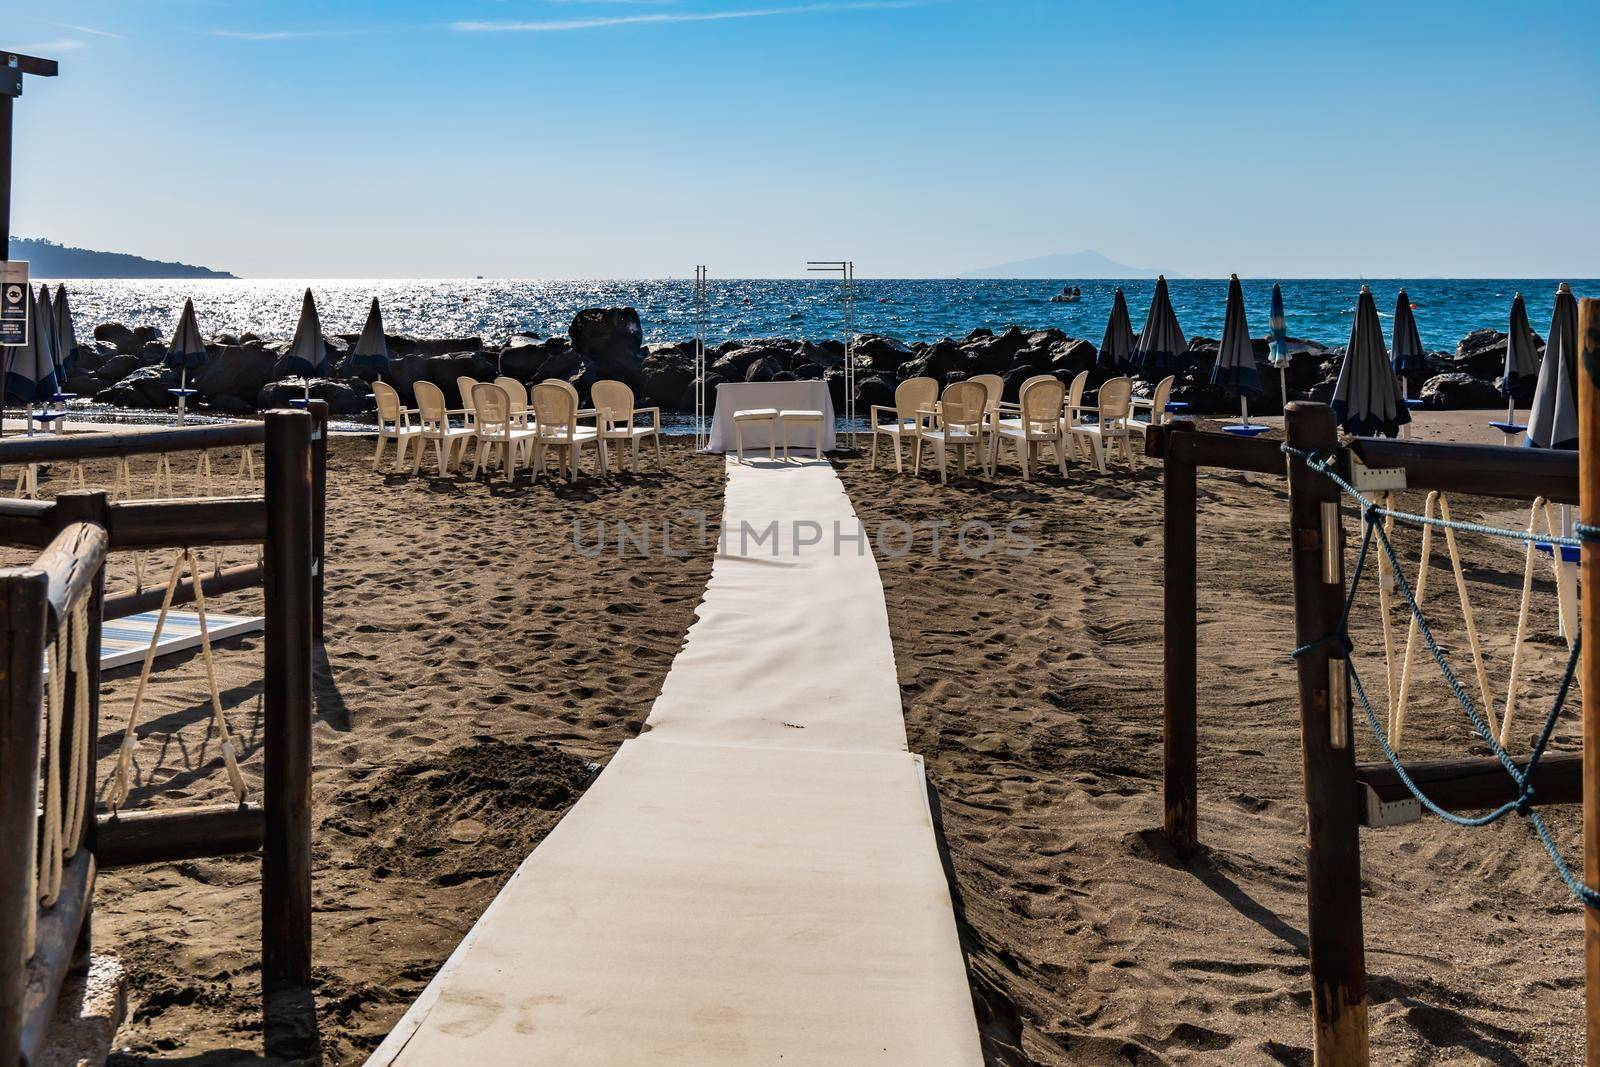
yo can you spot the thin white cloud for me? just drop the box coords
[11,39,87,54]
[454,1,922,33]
[209,28,368,41]
[26,17,122,40]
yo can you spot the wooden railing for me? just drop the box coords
[0,407,323,1066]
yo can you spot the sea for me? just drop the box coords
[47,277,1600,354]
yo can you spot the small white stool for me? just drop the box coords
[732,408,779,462]
[779,409,826,461]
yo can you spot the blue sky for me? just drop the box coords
[8,0,1599,278]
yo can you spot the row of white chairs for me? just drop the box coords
[373,377,662,482]
[870,371,1177,483]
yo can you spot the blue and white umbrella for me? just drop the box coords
[1502,292,1542,426]
[3,288,60,447]
[1211,274,1261,426]
[1098,287,1134,369]
[1526,283,1578,451]
[165,298,209,422]
[36,285,66,394]
[1267,283,1290,406]
[1391,290,1426,383]
[53,284,77,370]
[1134,274,1188,373]
[346,297,390,377]
[281,288,329,402]
[1331,285,1409,438]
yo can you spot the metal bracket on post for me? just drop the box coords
[1350,459,1407,494]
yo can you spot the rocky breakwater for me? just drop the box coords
[67,307,1534,420]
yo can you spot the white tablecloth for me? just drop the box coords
[704,381,837,454]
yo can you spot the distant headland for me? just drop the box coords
[960,250,1173,280]
[7,237,235,280]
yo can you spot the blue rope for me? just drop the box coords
[1281,442,1599,909]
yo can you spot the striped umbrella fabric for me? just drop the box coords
[35,285,65,389]
[1267,284,1290,368]
[52,284,78,370]
[1210,274,1260,396]
[1331,285,1409,438]
[1134,274,1188,373]
[1501,292,1542,398]
[3,288,59,404]
[347,297,390,375]
[1390,290,1426,376]
[1526,283,1579,450]
[165,298,209,370]
[281,288,329,378]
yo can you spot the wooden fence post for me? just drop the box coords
[1577,297,1600,1067]
[262,410,314,993]
[0,567,48,1067]
[1163,421,1199,855]
[307,399,327,642]
[1283,401,1369,1065]
[52,490,109,969]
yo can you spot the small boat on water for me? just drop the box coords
[1050,284,1083,304]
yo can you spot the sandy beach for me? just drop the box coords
[5,410,1584,1065]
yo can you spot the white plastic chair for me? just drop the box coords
[914,381,988,485]
[592,379,663,472]
[1126,374,1177,454]
[1070,376,1134,474]
[455,375,480,432]
[412,380,475,475]
[371,381,420,472]
[470,383,536,481]
[531,381,602,481]
[993,376,1068,481]
[495,376,532,429]
[871,377,938,472]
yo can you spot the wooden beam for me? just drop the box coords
[1162,422,1199,855]
[307,400,328,641]
[1,52,60,78]
[0,422,263,464]
[0,499,55,548]
[96,804,264,869]
[1355,753,1582,819]
[107,496,267,549]
[32,522,107,636]
[1350,437,1578,504]
[0,567,47,1067]
[261,410,314,992]
[104,562,263,622]
[1285,401,1369,1065]
[1577,295,1600,1067]
[18,852,93,1067]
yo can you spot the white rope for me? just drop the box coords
[189,548,248,802]
[1497,499,1543,748]
[1542,500,1579,649]
[1375,493,1398,720]
[63,601,91,858]
[39,624,66,908]
[1390,490,1439,752]
[1437,494,1498,739]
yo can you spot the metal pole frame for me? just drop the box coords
[807,260,857,451]
[693,266,708,450]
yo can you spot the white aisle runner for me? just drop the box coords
[369,458,982,1066]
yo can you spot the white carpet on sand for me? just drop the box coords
[367,457,982,1066]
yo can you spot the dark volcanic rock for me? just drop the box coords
[196,344,276,408]
[855,335,915,374]
[1451,328,1511,379]
[856,376,896,412]
[569,307,645,385]
[641,351,694,412]
[258,377,371,415]
[1420,372,1502,409]
[93,353,143,384]
[99,367,177,409]
[92,322,160,356]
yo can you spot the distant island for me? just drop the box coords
[8,237,235,279]
[960,250,1174,280]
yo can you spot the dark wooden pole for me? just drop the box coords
[1284,401,1368,1065]
[0,565,47,1067]
[261,409,313,992]
[307,400,327,642]
[1577,297,1600,1067]
[51,490,107,969]
[1163,421,1199,855]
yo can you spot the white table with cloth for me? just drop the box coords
[704,381,837,454]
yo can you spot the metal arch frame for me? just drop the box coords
[807,260,856,451]
[693,266,708,449]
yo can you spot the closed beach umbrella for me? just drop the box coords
[1098,287,1134,368]
[3,288,59,410]
[347,297,390,376]
[53,284,77,369]
[35,285,65,395]
[1526,283,1579,451]
[1268,283,1290,405]
[1210,274,1261,425]
[1501,292,1541,424]
[1134,274,1188,373]
[281,288,329,402]
[1391,290,1425,383]
[1331,285,1409,438]
[165,298,209,422]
